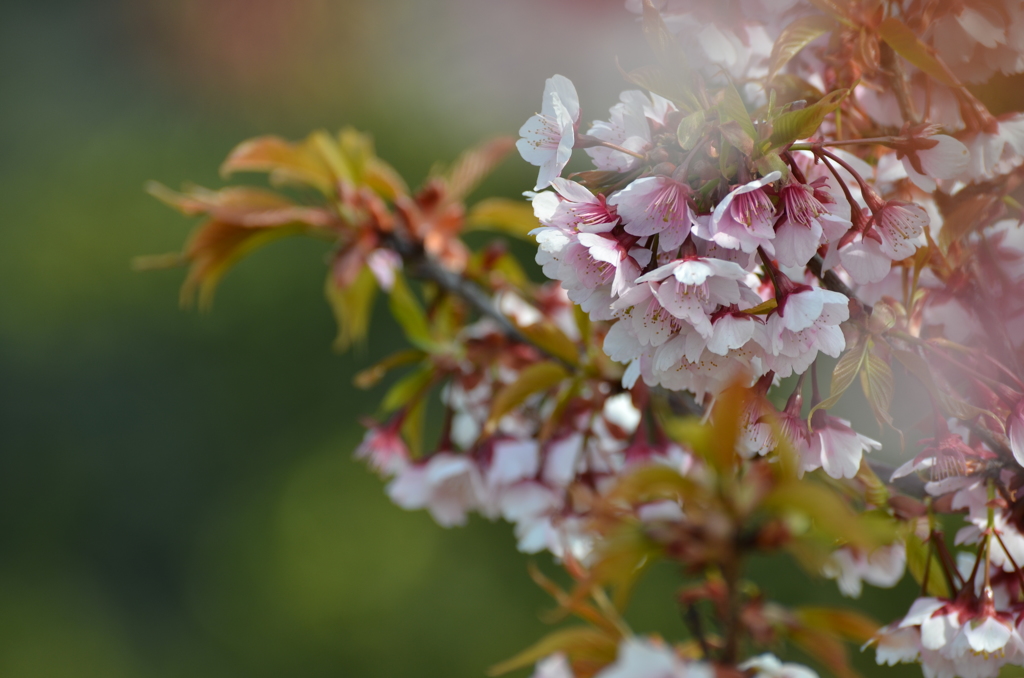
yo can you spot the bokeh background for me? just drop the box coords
[4,1,1004,676]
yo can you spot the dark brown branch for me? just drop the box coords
[387,234,577,369]
[807,255,862,303]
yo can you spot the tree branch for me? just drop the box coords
[387,234,578,369]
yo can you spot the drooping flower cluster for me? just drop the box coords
[358,288,693,561]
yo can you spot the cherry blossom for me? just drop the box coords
[610,176,698,250]
[518,75,581,190]
[739,654,819,678]
[595,637,713,678]
[701,172,781,253]
[894,132,970,192]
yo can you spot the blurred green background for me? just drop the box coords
[0,1,958,676]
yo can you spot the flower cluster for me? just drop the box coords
[148,0,1024,676]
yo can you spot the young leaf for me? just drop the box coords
[220,134,335,194]
[788,626,858,678]
[796,607,879,643]
[488,627,618,676]
[877,17,961,88]
[860,349,895,429]
[742,298,778,315]
[388,272,435,350]
[326,266,378,352]
[808,339,868,420]
[381,363,435,413]
[353,349,428,389]
[769,87,850,148]
[719,120,755,157]
[441,137,516,203]
[766,480,877,549]
[769,15,835,80]
[465,198,540,239]
[400,394,427,458]
[179,220,304,310]
[310,130,357,185]
[146,183,336,228]
[676,109,706,150]
[718,81,757,147]
[488,361,570,432]
[517,321,581,367]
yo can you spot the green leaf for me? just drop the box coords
[868,302,897,334]
[401,395,427,458]
[752,150,790,179]
[905,532,950,598]
[796,607,879,644]
[877,17,961,88]
[465,197,540,239]
[860,348,895,429]
[766,480,878,550]
[517,321,580,367]
[488,361,569,433]
[718,81,757,148]
[769,87,850,148]
[676,109,706,150]
[381,363,435,413]
[325,266,378,352]
[769,15,835,80]
[388,272,434,350]
[809,339,867,420]
[720,120,755,157]
[592,523,663,609]
[310,130,357,185]
[742,298,778,315]
[488,627,618,676]
[353,349,427,389]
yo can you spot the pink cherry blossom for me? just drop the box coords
[386,452,484,527]
[738,654,819,678]
[610,176,698,251]
[355,422,410,475]
[1009,402,1024,468]
[870,200,928,260]
[896,133,970,192]
[703,172,781,253]
[517,75,581,190]
[774,180,851,267]
[595,637,713,678]
[585,90,655,172]
[823,542,906,598]
[529,653,574,678]
[804,414,880,479]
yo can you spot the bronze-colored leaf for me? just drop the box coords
[220,134,336,194]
